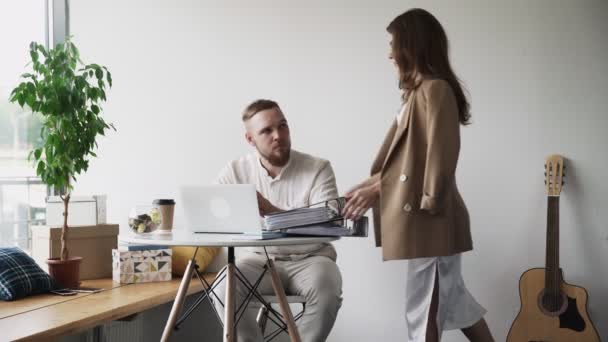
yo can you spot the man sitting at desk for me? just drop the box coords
[214,99,342,342]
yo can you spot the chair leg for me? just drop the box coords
[256,305,269,334]
[267,260,302,342]
[257,301,306,342]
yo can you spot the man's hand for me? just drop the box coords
[256,191,280,216]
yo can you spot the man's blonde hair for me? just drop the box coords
[242,99,281,121]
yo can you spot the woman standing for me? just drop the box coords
[343,8,494,342]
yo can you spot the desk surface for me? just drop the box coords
[120,230,338,247]
[0,275,215,341]
[0,279,123,320]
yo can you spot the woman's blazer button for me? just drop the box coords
[403,203,412,212]
[399,174,408,182]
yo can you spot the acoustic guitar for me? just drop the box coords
[507,155,600,341]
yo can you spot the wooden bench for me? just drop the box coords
[0,274,216,341]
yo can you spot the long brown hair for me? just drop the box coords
[387,8,471,125]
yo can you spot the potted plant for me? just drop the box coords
[10,39,114,288]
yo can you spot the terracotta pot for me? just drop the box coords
[47,256,83,288]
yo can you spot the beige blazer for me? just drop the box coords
[371,79,473,261]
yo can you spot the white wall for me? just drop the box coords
[70,1,608,340]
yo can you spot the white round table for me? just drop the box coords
[119,229,337,247]
[120,230,337,342]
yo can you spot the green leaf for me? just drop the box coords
[34,148,42,160]
[9,91,18,104]
[26,82,36,92]
[91,105,100,114]
[37,43,49,57]
[36,160,45,176]
[26,93,36,108]
[69,41,79,60]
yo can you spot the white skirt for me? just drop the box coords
[405,254,486,342]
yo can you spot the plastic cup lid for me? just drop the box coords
[152,199,175,205]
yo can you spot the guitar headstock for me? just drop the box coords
[545,154,565,197]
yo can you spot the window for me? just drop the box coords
[0,1,61,250]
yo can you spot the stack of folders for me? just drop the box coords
[231,231,288,240]
[264,207,338,231]
[282,217,369,237]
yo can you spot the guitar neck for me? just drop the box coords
[545,196,561,295]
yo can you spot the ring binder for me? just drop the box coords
[264,197,368,237]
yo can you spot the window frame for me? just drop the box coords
[0,0,69,249]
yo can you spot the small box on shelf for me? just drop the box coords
[112,248,172,284]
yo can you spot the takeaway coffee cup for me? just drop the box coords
[152,199,175,233]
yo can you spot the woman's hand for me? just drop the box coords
[257,191,281,216]
[343,174,381,220]
[344,173,380,197]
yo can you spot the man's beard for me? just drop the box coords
[258,145,291,167]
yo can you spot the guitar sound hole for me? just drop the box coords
[542,293,563,312]
[537,290,567,316]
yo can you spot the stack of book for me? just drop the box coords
[117,242,170,251]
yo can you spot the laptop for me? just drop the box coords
[179,184,262,233]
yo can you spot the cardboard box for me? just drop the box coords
[112,249,172,284]
[46,195,107,227]
[31,224,119,280]
[93,195,107,224]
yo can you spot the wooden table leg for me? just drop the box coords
[161,258,195,342]
[224,264,236,342]
[223,248,236,342]
[267,259,302,342]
